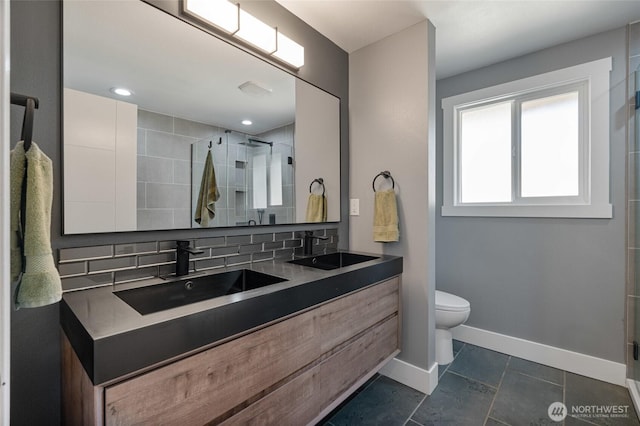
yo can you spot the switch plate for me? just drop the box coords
[350,198,360,216]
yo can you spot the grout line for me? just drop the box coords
[511,370,563,388]
[446,370,499,391]
[483,355,511,426]
[486,417,510,426]
[561,371,604,426]
[404,343,468,426]
[404,393,428,426]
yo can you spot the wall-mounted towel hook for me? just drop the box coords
[309,178,325,196]
[217,137,222,145]
[208,140,213,149]
[11,92,39,152]
[372,170,395,192]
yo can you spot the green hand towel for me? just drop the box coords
[194,150,220,227]
[373,189,399,242]
[305,194,327,222]
[10,141,62,308]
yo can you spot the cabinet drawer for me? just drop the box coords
[104,278,399,425]
[222,314,399,425]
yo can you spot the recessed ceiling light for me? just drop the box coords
[110,87,132,97]
[242,120,253,126]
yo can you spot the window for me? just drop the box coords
[442,57,612,218]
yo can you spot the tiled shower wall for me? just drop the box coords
[255,124,296,224]
[191,125,295,228]
[57,228,339,292]
[137,109,201,230]
[627,21,640,379]
[138,109,296,230]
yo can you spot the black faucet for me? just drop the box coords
[175,240,204,276]
[303,231,329,256]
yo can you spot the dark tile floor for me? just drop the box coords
[322,341,640,426]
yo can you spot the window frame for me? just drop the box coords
[442,57,613,218]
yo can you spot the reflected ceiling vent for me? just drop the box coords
[238,80,272,97]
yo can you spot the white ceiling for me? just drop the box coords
[276,0,640,79]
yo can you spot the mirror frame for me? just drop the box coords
[60,0,342,235]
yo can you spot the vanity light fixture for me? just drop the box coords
[273,31,305,69]
[182,0,305,69]
[242,119,253,126]
[183,0,239,33]
[110,87,132,97]
[236,9,276,53]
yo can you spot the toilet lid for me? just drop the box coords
[435,290,470,312]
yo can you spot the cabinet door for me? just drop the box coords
[104,278,399,425]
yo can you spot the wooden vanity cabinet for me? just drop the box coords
[62,277,401,425]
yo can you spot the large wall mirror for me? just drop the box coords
[62,0,340,234]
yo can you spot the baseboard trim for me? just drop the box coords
[379,356,439,395]
[452,325,626,387]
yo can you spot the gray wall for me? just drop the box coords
[349,20,437,371]
[436,27,628,363]
[9,1,348,424]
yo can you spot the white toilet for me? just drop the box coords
[435,290,471,365]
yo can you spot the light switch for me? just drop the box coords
[350,198,360,216]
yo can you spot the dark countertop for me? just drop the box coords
[60,252,403,385]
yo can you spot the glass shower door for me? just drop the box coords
[634,66,640,385]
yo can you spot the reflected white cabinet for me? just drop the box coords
[63,88,137,233]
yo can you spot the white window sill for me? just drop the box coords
[441,203,613,218]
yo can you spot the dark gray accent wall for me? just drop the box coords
[436,27,628,363]
[9,1,348,424]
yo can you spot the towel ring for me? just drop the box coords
[372,171,395,192]
[309,178,325,196]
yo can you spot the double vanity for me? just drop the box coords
[59,1,394,424]
[61,251,402,425]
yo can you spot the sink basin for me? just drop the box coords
[288,252,378,270]
[115,269,287,315]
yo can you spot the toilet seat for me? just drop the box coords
[435,290,470,312]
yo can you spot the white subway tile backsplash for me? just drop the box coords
[59,245,113,263]
[61,273,113,292]
[195,237,225,249]
[211,246,240,257]
[194,257,225,271]
[58,261,87,278]
[57,227,336,292]
[252,233,274,243]
[263,241,284,250]
[114,267,158,285]
[114,242,158,257]
[89,256,137,273]
[138,252,176,267]
[226,254,252,266]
